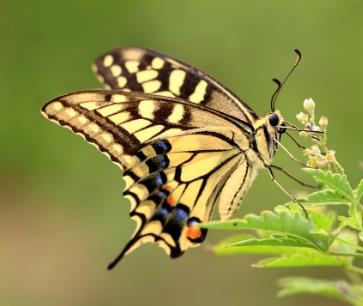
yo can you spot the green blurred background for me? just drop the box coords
[1,1,362,305]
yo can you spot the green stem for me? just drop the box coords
[347,265,363,275]
[330,252,363,258]
[335,161,345,175]
[335,237,363,253]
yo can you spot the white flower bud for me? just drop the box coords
[319,116,328,130]
[316,156,328,169]
[307,158,317,168]
[311,145,321,155]
[296,112,309,124]
[303,148,314,156]
[303,145,320,156]
[303,98,315,115]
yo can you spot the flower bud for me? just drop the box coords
[311,145,321,155]
[307,158,317,168]
[303,145,320,156]
[316,156,328,169]
[326,150,336,163]
[296,112,309,124]
[319,116,328,130]
[303,148,314,156]
[303,98,315,115]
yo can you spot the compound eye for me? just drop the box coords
[268,113,280,126]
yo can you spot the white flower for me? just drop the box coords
[319,116,328,130]
[303,98,315,114]
[296,112,309,124]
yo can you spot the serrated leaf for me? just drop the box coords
[303,207,336,232]
[304,169,354,201]
[253,250,350,268]
[302,189,350,206]
[213,234,318,255]
[278,277,361,305]
[355,179,363,203]
[233,235,312,248]
[201,205,333,251]
[213,235,314,256]
[215,245,317,256]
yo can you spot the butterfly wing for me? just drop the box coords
[119,133,243,267]
[42,90,252,266]
[93,47,259,124]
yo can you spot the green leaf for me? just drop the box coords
[201,204,333,251]
[253,250,350,268]
[214,235,315,256]
[278,277,361,305]
[332,230,360,254]
[304,208,335,233]
[338,216,362,231]
[302,189,350,206]
[304,169,354,201]
[233,235,312,248]
[355,179,363,203]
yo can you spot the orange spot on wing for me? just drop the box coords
[166,196,175,205]
[186,226,202,240]
[162,185,176,206]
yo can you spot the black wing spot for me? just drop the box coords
[146,155,170,172]
[152,139,172,154]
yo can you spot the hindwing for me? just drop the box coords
[93,47,259,124]
[42,90,254,265]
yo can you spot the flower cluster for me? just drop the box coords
[296,98,342,173]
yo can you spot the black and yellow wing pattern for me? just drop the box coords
[93,47,258,124]
[42,48,273,268]
[42,90,256,268]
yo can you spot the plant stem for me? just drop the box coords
[330,252,363,258]
[335,237,363,253]
[347,265,363,275]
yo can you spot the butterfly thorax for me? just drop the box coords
[248,111,284,167]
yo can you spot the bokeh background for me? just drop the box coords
[1,1,362,305]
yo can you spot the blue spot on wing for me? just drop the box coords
[142,172,167,192]
[174,207,188,221]
[159,207,169,217]
[148,189,169,206]
[146,155,169,172]
[152,139,171,154]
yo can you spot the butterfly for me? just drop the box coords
[42,47,301,269]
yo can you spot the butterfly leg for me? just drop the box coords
[285,131,307,149]
[270,165,318,188]
[267,167,308,218]
[272,138,308,168]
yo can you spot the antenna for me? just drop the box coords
[271,49,302,111]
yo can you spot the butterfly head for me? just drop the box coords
[268,111,286,133]
[265,110,286,149]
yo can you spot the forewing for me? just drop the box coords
[93,47,258,124]
[42,90,248,169]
